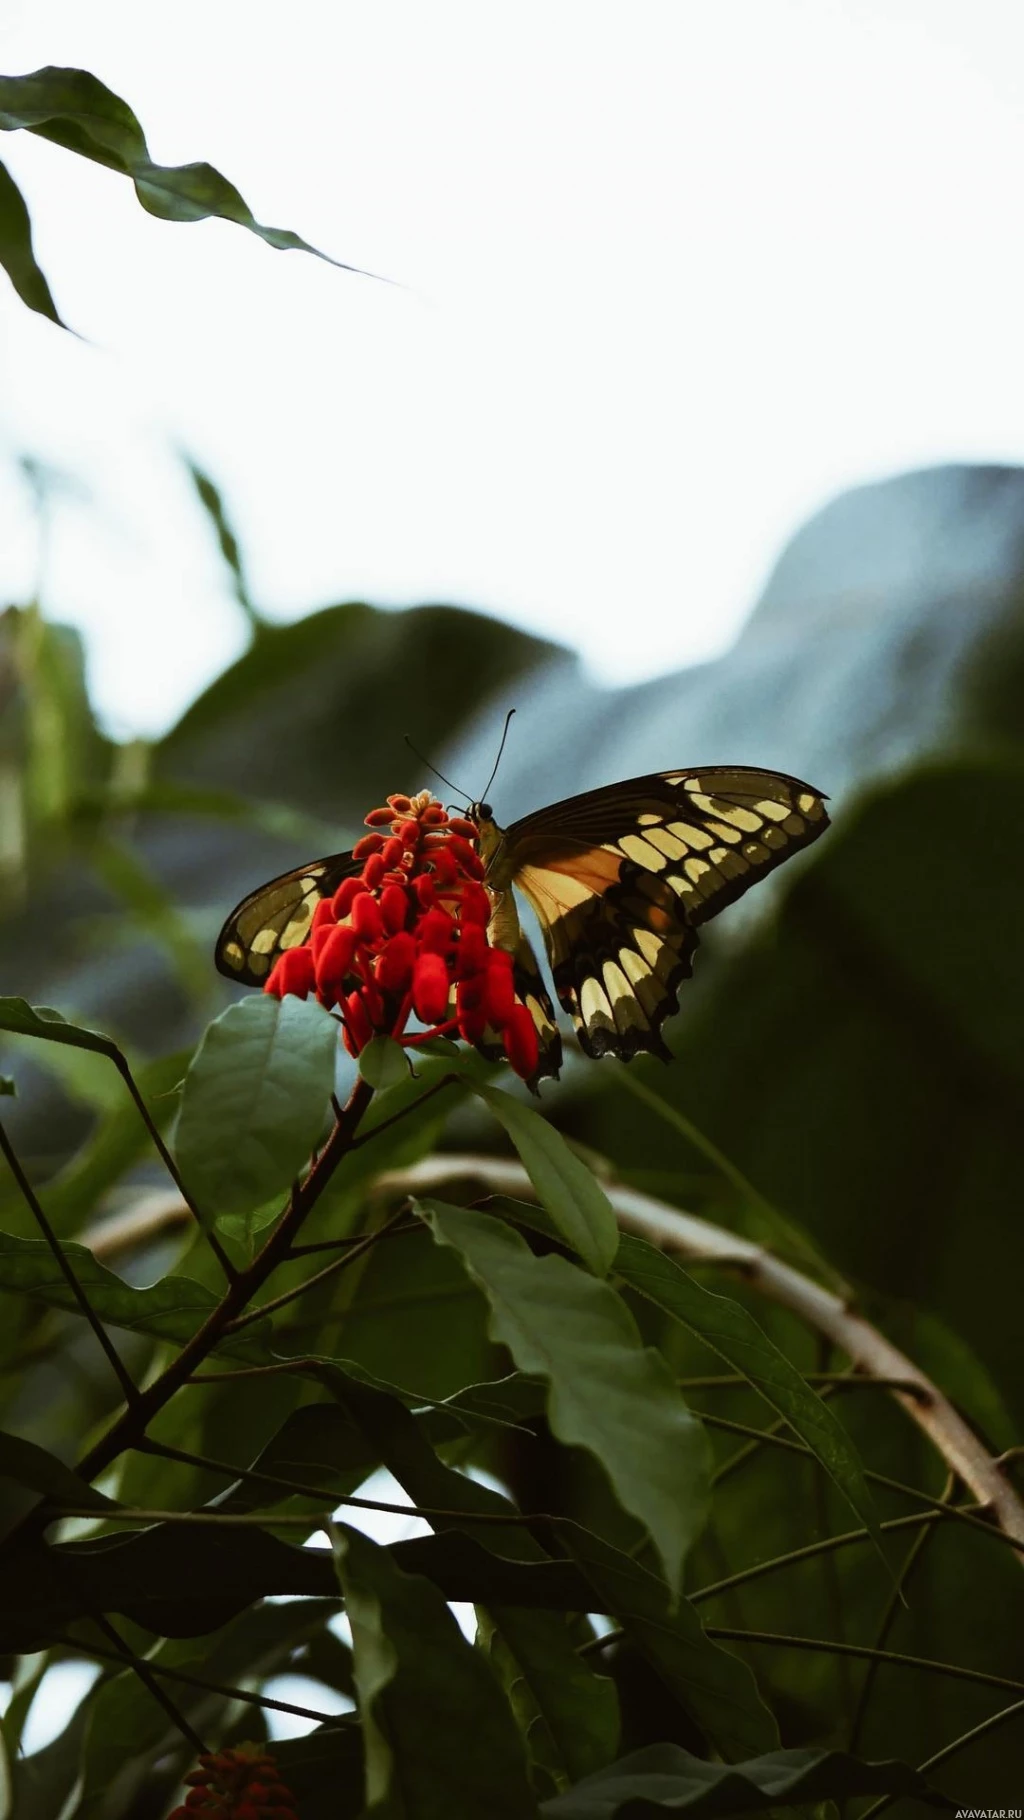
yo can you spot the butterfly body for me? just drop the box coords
[216,765,828,1083]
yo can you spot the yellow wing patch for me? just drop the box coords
[496,765,828,1061]
[215,852,360,987]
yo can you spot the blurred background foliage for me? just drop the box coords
[1,455,1023,1809]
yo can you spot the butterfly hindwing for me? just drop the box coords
[500,765,828,1060]
[215,851,360,987]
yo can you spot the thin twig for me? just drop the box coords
[223,1203,413,1334]
[110,1051,239,1283]
[690,1507,953,1606]
[287,1221,418,1258]
[703,1627,1024,1697]
[847,1470,957,1756]
[859,1695,1024,1820]
[678,1372,927,1398]
[64,1635,344,1726]
[0,1117,138,1405]
[93,1613,207,1752]
[134,1436,555,1526]
[373,1155,1024,1560]
[345,1074,460,1151]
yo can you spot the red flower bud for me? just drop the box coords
[455,922,488,978]
[456,977,489,1043]
[445,833,485,878]
[421,803,448,825]
[343,990,373,1052]
[333,876,365,917]
[413,873,436,910]
[447,816,478,839]
[351,893,385,943]
[483,949,516,1026]
[380,882,409,934]
[364,806,396,826]
[381,835,404,869]
[459,881,493,927]
[264,945,316,1000]
[418,905,455,954]
[395,819,420,851]
[361,851,385,888]
[353,832,385,858]
[413,951,450,1024]
[428,847,458,886]
[311,897,336,931]
[387,793,413,814]
[315,923,358,1001]
[503,1002,539,1080]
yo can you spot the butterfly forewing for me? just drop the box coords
[215,851,360,987]
[500,766,828,1060]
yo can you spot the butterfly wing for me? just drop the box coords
[500,766,828,1060]
[215,851,360,987]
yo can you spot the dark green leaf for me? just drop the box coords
[0,1229,271,1360]
[424,1200,710,1595]
[272,1722,365,1820]
[0,997,117,1060]
[0,67,366,275]
[186,458,259,626]
[359,1034,413,1090]
[0,1077,13,1097]
[0,1430,114,1511]
[472,1081,619,1275]
[319,1366,619,1784]
[563,1529,777,1763]
[538,1741,951,1816]
[612,1232,884,1565]
[332,1521,537,1818]
[0,158,65,326]
[174,994,338,1225]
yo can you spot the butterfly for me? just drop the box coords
[216,766,828,1083]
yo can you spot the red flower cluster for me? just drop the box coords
[168,1742,297,1819]
[265,790,539,1082]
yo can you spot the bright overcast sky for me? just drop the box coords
[2,1,1024,738]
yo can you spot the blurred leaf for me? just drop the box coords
[271,1722,365,1820]
[0,160,63,326]
[174,995,337,1225]
[0,67,366,283]
[0,998,118,1061]
[612,1231,884,1568]
[424,1201,710,1595]
[563,1529,777,1762]
[359,1035,412,1091]
[0,1430,114,1512]
[185,458,260,628]
[0,1078,13,1097]
[332,1521,537,1819]
[89,836,211,1008]
[538,1742,950,1817]
[0,1230,271,1359]
[472,1081,619,1275]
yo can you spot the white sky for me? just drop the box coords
[3,1,1024,738]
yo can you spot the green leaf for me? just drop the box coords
[271,1723,365,1820]
[185,458,260,628]
[318,1366,619,1786]
[332,1521,537,1819]
[0,1229,270,1360]
[0,1077,13,1097]
[612,1232,885,1566]
[423,1200,710,1595]
[359,1035,413,1091]
[0,1431,114,1510]
[562,1529,777,1763]
[539,1742,951,1816]
[174,994,338,1225]
[0,997,118,1060]
[0,67,367,280]
[471,1082,619,1275]
[0,158,65,326]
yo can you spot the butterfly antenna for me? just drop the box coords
[478,709,516,805]
[402,735,470,803]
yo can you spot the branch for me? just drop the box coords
[0,1117,138,1405]
[375,1153,1024,1560]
